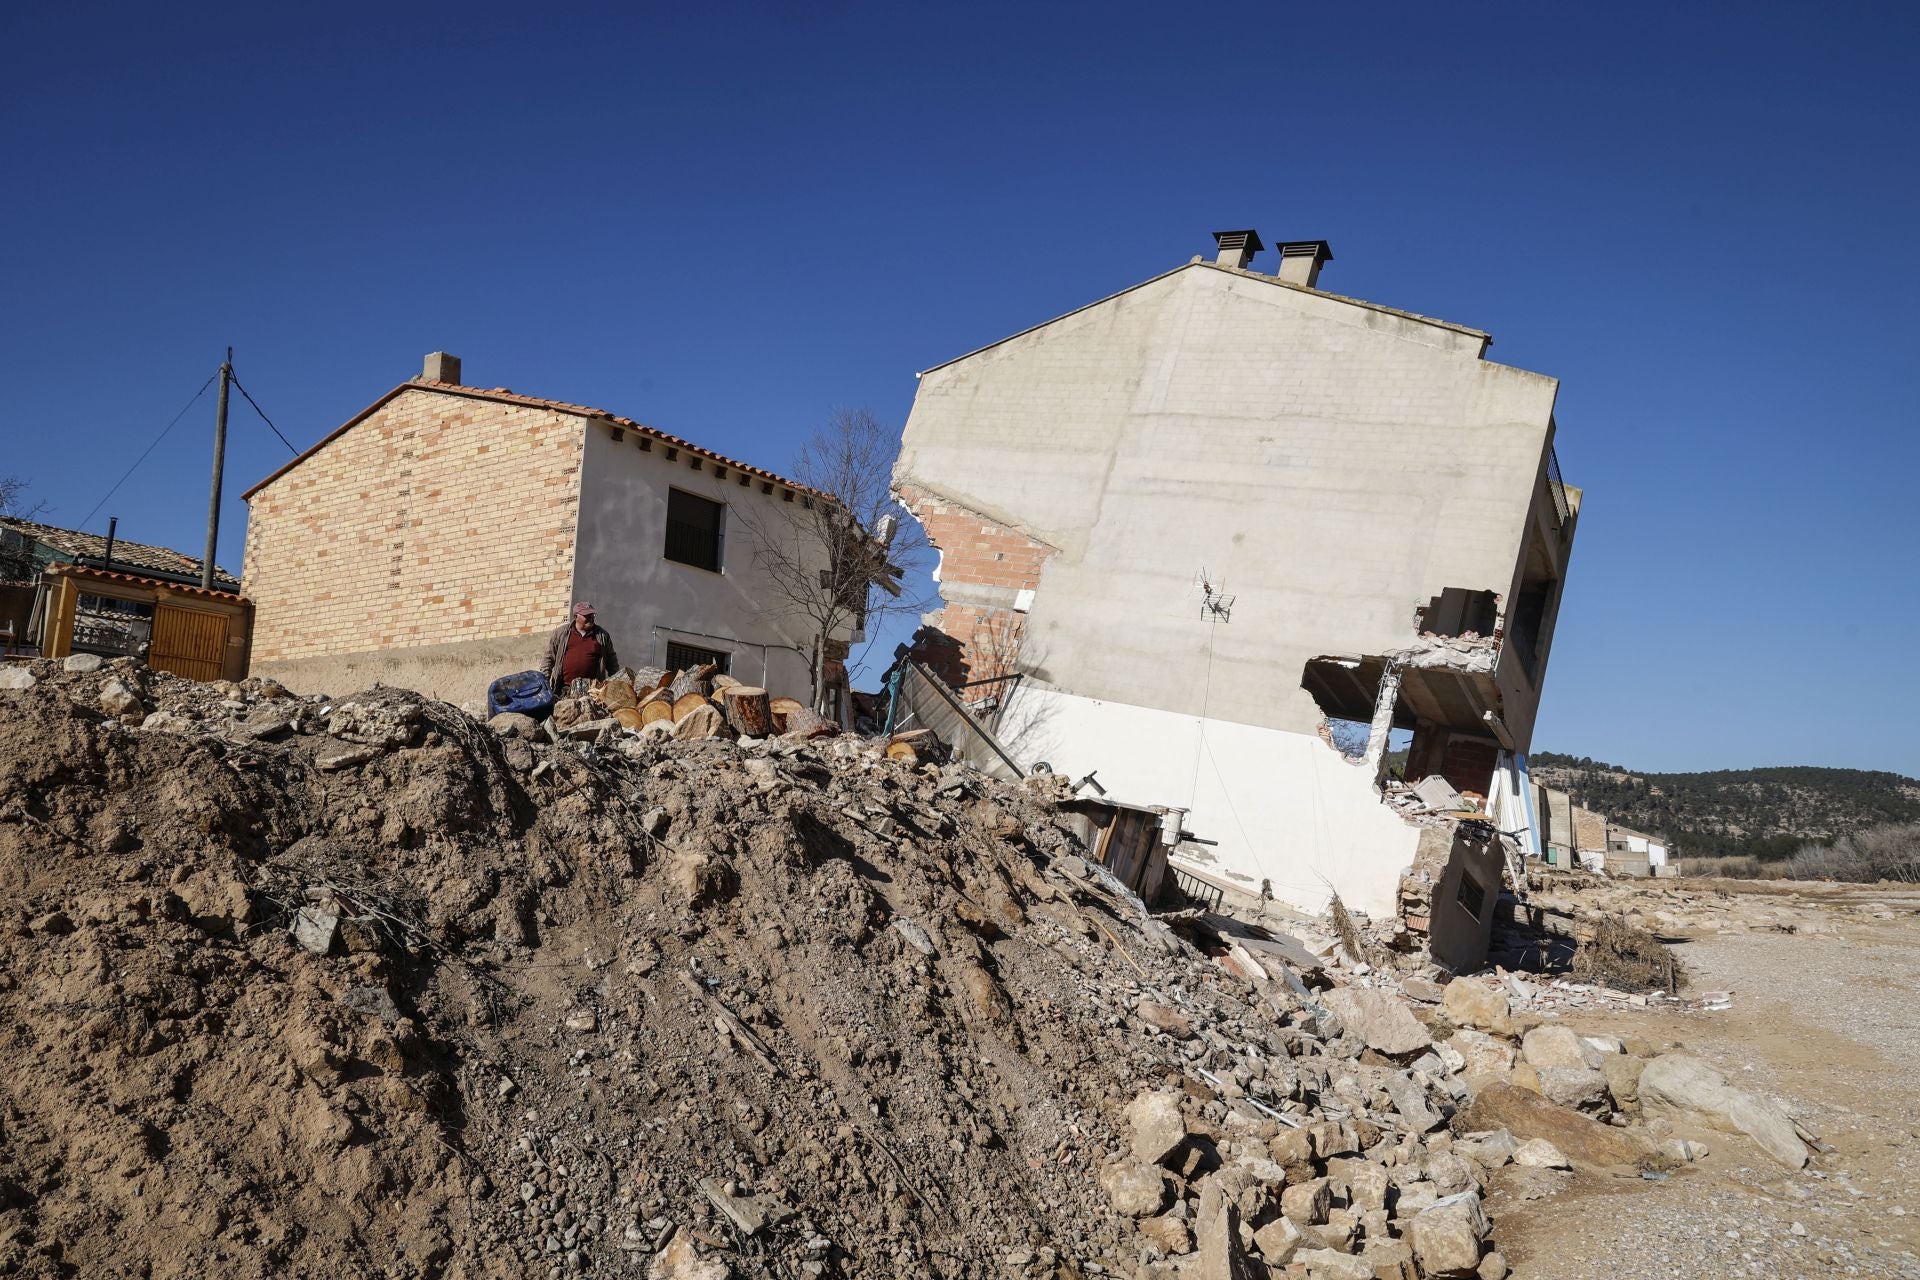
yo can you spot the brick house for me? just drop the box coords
[893,230,1581,923]
[242,354,849,707]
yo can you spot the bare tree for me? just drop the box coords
[0,476,44,582]
[737,408,929,712]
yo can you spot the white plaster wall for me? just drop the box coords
[571,425,823,698]
[898,262,1563,749]
[997,682,1420,916]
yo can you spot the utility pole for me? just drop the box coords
[202,349,233,591]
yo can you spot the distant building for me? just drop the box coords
[1530,782,1669,876]
[0,517,249,680]
[893,228,1580,921]
[242,354,855,709]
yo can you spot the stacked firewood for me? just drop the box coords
[550,663,835,744]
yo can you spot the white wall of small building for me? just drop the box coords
[571,423,825,700]
[996,683,1420,916]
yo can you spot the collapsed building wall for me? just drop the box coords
[892,239,1579,927]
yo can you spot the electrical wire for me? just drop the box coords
[229,368,298,456]
[77,371,219,530]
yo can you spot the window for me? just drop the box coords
[1456,870,1489,923]
[664,641,730,675]
[664,489,724,572]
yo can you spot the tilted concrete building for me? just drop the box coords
[894,230,1580,922]
[243,353,852,708]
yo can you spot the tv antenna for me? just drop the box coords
[1195,568,1235,622]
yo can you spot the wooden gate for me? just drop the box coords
[150,604,228,681]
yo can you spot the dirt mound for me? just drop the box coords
[0,659,1511,1279]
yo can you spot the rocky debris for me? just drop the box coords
[1127,1090,1188,1165]
[1637,1053,1811,1168]
[1452,1085,1657,1171]
[1411,1191,1491,1276]
[1442,979,1511,1033]
[0,660,1836,1279]
[1510,1138,1570,1169]
[1317,986,1432,1055]
[1099,1161,1170,1217]
[97,675,144,718]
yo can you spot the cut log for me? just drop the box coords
[671,691,710,720]
[782,706,838,739]
[720,686,772,737]
[889,728,934,745]
[613,706,646,730]
[630,666,667,691]
[768,696,806,733]
[885,740,919,763]
[669,669,711,701]
[711,674,740,693]
[672,703,725,741]
[595,678,638,711]
[639,698,675,727]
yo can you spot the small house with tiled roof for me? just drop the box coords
[0,517,251,679]
[241,353,851,707]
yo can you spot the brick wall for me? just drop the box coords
[895,483,1056,685]
[243,387,583,662]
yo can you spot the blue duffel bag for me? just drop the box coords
[487,669,555,720]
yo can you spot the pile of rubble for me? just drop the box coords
[0,656,1822,1279]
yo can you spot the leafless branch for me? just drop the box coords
[732,409,931,708]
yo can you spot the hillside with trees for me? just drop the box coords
[1529,752,1920,860]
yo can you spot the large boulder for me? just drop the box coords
[1452,1084,1656,1171]
[1637,1054,1809,1168]
[1126,1090,1188,1166]
[1410,1190,1490,1275]
[1192,1178,1260,1280]
[0,666,36,691]
[1600,1055,1646,1106]
[1319,988,1432,1056]
[1449,1030,1516,1080]
[1442,980,1511,1033]
[1098,1160,1170,1217]
[1535,1065,1610,1111]
[1521,1025,1604,1070]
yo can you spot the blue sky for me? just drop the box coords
[3,3,1915,774]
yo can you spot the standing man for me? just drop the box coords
[544,601,620,693]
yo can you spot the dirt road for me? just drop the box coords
[1494,886,1920,1279]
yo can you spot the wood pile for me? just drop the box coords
[561,665,842,745]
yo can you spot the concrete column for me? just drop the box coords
[1362,663,1402,782]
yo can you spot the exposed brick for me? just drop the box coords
[243,388,583,662]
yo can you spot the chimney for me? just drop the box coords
[1275,241,1333,288]
[422,351,463,383]
[1211,229,1264,270]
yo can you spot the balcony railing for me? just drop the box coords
[1546,446,1572,530]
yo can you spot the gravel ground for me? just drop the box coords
[1492,890,1920,1279]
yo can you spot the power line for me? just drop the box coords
[228,367,298,456]
[77,371,220,530]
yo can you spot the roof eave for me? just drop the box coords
[915,259,1491,378]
